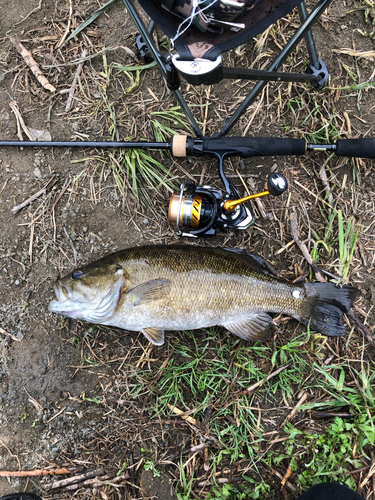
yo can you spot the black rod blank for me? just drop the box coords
[0,137,374,159]
[0,141,170,149]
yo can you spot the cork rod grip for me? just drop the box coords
[171,135,187,157]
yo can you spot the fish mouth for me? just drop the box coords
[48,276,124,323]
[54,282,69,302]
[48,282,73,315]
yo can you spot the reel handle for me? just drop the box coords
[223,173,287,212]
[267,172,288,196]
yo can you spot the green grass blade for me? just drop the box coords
[65,0,121,44]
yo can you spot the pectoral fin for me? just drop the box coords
[141,327,165,346]
[222,312,275,341]
[127,278,171,306]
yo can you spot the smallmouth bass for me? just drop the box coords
[48,245,357,345]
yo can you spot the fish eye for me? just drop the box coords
[72,270,83,280]
[115,264,122,272]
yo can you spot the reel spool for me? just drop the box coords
[168,173,288,237]
[168,184,221,237]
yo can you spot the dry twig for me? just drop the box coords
[8,35,56,92]
[281,464,293,486]
[347,310,375,347]
[56,0,73,49]
[247,176,267,218]
[0,467,79,477]
[46,468,104,490]
[243,363,291,393]
[318,165,334,205]
[58,472,129,492]
[15,0,44,25]
[0,327,21,342]
[167,404,197,425]
[10,101,51,141]
[65,49,88,111]
[360,459,375,488]
[11,176,58,215]
[290,211,325,282]
[280,392,308,427]
[269,467,296,493]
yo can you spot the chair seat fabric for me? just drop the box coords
[138,0,304,59]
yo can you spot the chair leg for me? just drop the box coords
[218,0,333,136]
[123,0,203,137]
[298,0,329,91]
[298,0,320,68]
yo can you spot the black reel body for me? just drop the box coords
[168,183,254,237]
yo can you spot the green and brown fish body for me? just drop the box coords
[48,245,357,345]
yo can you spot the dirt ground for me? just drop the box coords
[0,0,374,499]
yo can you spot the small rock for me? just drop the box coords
[33,167,42,178]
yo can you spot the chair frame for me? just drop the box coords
[122,0,333,138]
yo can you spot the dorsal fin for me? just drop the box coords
[223,248,277,276]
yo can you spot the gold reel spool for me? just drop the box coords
[168,193,203,229]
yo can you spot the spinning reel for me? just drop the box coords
[2,133,374,238]
[168,172,287,237]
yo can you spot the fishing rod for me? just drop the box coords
[2,135,374,237]
[1,135,374,157]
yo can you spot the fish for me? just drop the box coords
[48,245,357,346]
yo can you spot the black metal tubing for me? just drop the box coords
[222,67,317,84]
[297,0,320,69]
[122,0,203,138]
[218,0,334,136]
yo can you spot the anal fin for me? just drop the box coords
[222,312,274,341]
[141,327,165,346]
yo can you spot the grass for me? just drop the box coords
[112,147,176,207]
[337,210,360,281]
[101,326,373,498]
[281,95,341,143]
[309,208,359,282]
[269,417,367,490]
[150,106,193,142]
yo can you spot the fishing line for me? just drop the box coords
[170,0,217,47]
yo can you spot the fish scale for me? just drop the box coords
[48,245,357,345]
[113,246,304,321]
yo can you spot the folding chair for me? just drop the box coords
[129,0,331,138]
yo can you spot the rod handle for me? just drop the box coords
[336,138,375,159]
[203,137,306,157]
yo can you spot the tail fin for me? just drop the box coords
[304,282,358,337]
